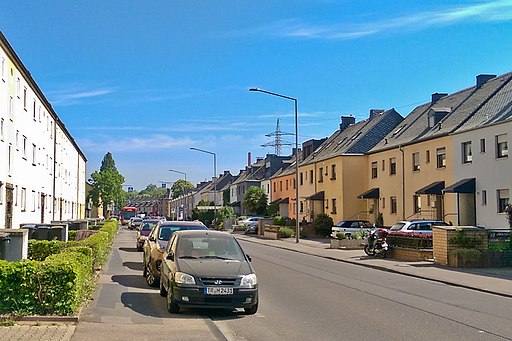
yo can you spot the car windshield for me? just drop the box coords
[158,225,206,241]
[390,223,406,231]
[177,236,245,260]
[141,222,156,231]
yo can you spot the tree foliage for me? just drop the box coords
[243,186,268,215]
[171,179,194,199]
[88,153,125,214]
[139,184,167,197]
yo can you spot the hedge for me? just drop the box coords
[387,232,433,249]
[0,220,118,316]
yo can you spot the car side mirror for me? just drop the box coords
[246,254,252,262]
[149,236,156,242]
[166,251,175,261]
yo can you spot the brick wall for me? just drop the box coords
[389,247,433,261]
[433,226,488,266]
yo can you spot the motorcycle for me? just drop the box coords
[364,228,389,258]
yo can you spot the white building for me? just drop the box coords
[0,32,87,229]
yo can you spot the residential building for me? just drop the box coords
[0,32,87,229]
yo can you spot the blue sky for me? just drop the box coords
[2,1,512,190]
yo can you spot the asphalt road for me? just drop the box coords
[73,227,512,341]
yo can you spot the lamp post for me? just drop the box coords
[250,87,300,243]
[190,147,217,226]
[169,169,188,220]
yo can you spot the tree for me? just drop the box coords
[171,179,194,199]
[243,187,268,215]
[139,184,167,197]
[88,153,125,217]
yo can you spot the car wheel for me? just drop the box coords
[159,278,167,297]
[146,262,159,287]
[166,288,180,313]
[244,302,258,315]
[142,259,148,277]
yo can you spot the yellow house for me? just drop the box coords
[299,110,403,223]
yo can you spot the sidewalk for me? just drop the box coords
[235,233,512,298]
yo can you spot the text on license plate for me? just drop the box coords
[205,287,233,295]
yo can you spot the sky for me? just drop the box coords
[2,1,512,191]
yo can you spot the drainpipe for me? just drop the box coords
[399,145,405,220]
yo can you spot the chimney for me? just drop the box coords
[476,74,496,88]
[340,115,355,131]
[248,152,252,166]
[431,92,448,104]
[369,109,384,120]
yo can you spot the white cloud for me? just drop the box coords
[48,86,114,106]
[78,134,195,153]
[242,1,512,41]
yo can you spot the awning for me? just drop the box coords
[443,178,476,194]
[415,181,445,195]
[306,191,325,201]
[357,188,379,199]
[270,198,283,204]
[280,197,289,204]
[229,201,241,207]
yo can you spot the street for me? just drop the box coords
[72,227,512,341]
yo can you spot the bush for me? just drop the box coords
[28,240,66,261]
[351,231,363,240]
[387,232,433,249]
[336,232,346,240]
[273,216,286,226]
[312,214,334,237]
[278,227,294,238]
[450,248,483,263]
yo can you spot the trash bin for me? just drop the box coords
[34,226,50,240]
[50,226,66,241]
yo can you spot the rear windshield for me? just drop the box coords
[158,225,207,240]
[390,223,406,231]
[141,222,157,231]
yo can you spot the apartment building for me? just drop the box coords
[0,32,87,229]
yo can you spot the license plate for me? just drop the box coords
[205,287,233,295]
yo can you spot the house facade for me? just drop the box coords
[0,32,87,229]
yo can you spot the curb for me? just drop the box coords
[237,236,512,299]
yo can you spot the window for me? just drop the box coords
[300,202,304,213]
[412,152,420,171]
[32,191,36,212]
[273,182,276,192]
[309,170,313,184]
[389,158,396,175]
[1,57,5,80]
[426,150,430,163]
[318,167,324,182]
[33,100,36,120]
[436,148,446,168]
[462,141,472,164]
[381,160,385,171]
[413,195,421,214]
[21,187,26,212]
[22,135,27,159]
[285,179,288,190]
[32,143,37,166]
[23,87,27,110]
[382,197,385,209]
[496,134,508,158]
[15,130,19,150]
[300,172,303,185]
[390,196,397,214]
[0,118,3,141]
[16,77,20,97]
[480,138,486,153]
[293,178,296,189]
[331,164,336,180]
[482,190,487,206]
[371,161,378,178]
[8,145,12,174]
[9,96,13,117]
[497,189,509,213]
[0,182,3,204]
[331,198,337,214]
[279,181,282,191]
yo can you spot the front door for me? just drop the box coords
[5,183,14,229]
[40,193,46,223]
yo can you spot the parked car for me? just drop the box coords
[239,217,263,234]
[143,221,208,287]
[129,217,143,230]
[136,219,160,251]
[389,220,449,234]
[159,230,258,314]
[330,220,373,238]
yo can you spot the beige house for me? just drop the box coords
[366,73,511,227]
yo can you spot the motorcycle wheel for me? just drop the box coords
[364,245,372,256]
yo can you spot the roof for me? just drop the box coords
[302,109,403,165]
[370,72,512,152]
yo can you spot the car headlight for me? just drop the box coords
[240,273,258,288]
[175,272,196,285]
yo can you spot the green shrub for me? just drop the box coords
[451,248,483,263]
[278,227,294,238]
[273,216,286,226]
[336,232,346,240]
[351,231,363,240]
[28,240,66,261]
[68,230,77,241]
[449,229,483,249]
[312,214,334,237]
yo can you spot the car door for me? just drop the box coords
[161,234,178,291]
[144,223,160,265]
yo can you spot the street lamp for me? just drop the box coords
[250,87,300,243]
[168,169,187,220]
[190,147,217,226]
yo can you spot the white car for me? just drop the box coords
[239,217,263,234]
[389,220,449,234]
[331,220,373,238]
